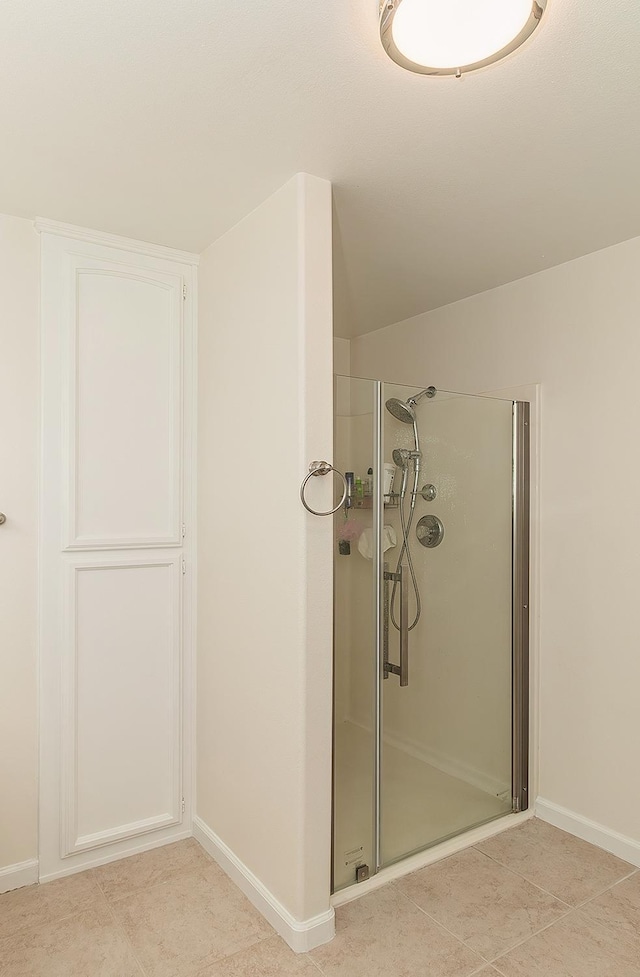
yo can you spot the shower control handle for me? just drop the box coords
[383,565,409,687]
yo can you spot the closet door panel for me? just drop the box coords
[63,558,182,854]
[67,258,183,549]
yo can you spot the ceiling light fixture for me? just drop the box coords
[379,0,547,77]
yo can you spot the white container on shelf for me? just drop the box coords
[383,463,395,496]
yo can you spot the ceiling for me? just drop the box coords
[1,1,639,338]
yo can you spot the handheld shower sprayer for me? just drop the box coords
[384,385,437,638]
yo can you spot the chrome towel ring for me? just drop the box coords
[300,461,348,516]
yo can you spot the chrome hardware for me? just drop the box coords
[416,514,445,548]
[383,565,409,687]
[0,512,5,525]
[300,461,348,516]
[383,561,390,680]
[420,483,437,501]
[355,864,370,883]
[399,563,408,686]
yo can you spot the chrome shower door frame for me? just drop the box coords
[512,400,530,814]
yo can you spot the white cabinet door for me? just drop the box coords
[39,228,196,879]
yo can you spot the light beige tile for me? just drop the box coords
[197,935,321,976]
[579,870,640,950]
[0,908,143,977]
[477,819,633,905]
[492,908,640,976]
[311,885,483,977]
[110,864,273,977]
[90,838,216,901]
[0,872,104,940]
[397,848,567,960]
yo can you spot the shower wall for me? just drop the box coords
[382,394,512,797]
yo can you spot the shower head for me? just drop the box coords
[385,398,415,424]
[392,448,411,468]
[385,387,436,424]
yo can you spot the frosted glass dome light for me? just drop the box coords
[379,0,547,76]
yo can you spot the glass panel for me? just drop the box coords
[380,382,514,865]
[332,375,377,890]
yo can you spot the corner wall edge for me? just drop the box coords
[193,816,335,952]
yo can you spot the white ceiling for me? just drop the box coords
[1,1,639,337]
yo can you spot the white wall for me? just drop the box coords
[197,174,334,937]
[352,234,640,847]
[0,215,39,873]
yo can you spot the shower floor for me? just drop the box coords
[333,720,512,891]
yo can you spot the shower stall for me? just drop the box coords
[331,376,529,892]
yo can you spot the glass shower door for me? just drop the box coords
[331,376,529,891]
[332,375,378,891]
[379,383,525,867]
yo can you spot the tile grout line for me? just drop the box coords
[480,903,577,966]
[393,853,589,966]
[471,842,637,909]
[93,880,150,977]
[470,844,575,907]
[480,868,639,972]
[308,950,328,975]
[570,866,639,910]
[391,887,488,968]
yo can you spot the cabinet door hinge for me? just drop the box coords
[181,523,186,538]
[181,797,185,813]
[181,558,186,575]
[182,284,187,300]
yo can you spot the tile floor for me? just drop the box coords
[1,819,638,977]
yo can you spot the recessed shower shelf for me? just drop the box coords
[352,493,400,510]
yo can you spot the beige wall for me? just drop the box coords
[197,174,334,923]
[351,234,640,844]
[0,214,39,871]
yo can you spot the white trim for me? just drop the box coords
[193,816,335,953]
[0,859,39,894]
[332,809,534,907]
[535,798,640,868]
[34,218,199,266]
[39,829,192,883]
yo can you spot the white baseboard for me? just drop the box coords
[38,828,193,883]
[536,798,640,868]
[0,858,39,894]
[193,816,334,953]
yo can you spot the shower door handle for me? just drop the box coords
[383,564,409,687]
[399,564,409,687]
[383,562,390,680]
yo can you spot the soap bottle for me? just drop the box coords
[365,467,373,497]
